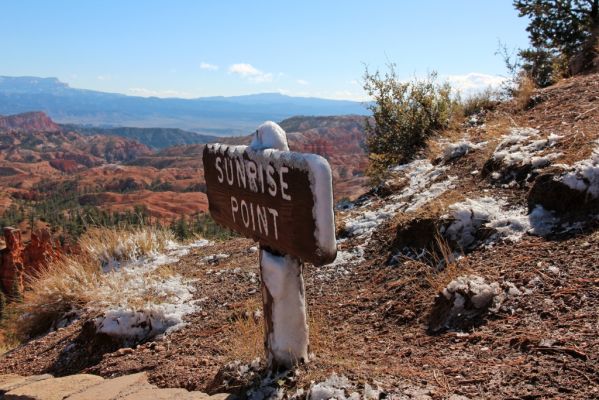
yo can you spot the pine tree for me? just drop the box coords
[514,0,599,85]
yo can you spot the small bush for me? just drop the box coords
[363,66,460,183]
[461,88,499,117]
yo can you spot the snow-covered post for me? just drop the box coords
[203,121,337,369]
[251,122,309,368]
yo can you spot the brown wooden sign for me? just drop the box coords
[203,144,337,265]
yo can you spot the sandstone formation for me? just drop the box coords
[0,227,59,296]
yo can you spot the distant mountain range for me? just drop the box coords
[0,76,369,135]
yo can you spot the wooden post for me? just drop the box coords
[259,248,309,369]
[202,121,336,369]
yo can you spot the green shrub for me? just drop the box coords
[363,67,459,183]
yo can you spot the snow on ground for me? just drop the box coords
[93,239,212,342]
[561,140,599,198]
[441,139,487,163]
[442,197,531,249]
[315,246,365,281]
[344,160,456,237]
[442,197,579,249]
[490,128,562,181]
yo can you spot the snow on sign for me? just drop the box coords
[203,143,337,265]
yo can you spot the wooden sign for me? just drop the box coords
[203,144,337,265]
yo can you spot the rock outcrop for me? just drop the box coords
[0,227,59,296]
[0,227,25,295]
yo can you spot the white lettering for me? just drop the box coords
[225,158,234,185]
[279,166,291,201]
[268,208,279,239]
[216,157,223,183]
[256,205,268,236]
[235,158,246,189]
[246,160,258,192]
[267,165,277,197]
[230,196,238,223]
[241,200,250,228]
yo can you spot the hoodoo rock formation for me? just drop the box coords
[0,228,25,295]
[0,227,59,296]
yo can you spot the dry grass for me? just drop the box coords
[513,75,536,111]
[425,234,469,293]
[225,297,264,362]
[9,226,179,339]
[81,227,174,265]
[461,88,499,116]
[224,298,333,364]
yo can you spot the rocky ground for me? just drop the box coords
[1,74,598,399]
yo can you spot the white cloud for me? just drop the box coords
[200,62,219,71]
[96,75,111,81]
[446,73,506,96]
[349,79,359,86]
[127,87,192,98]
[228,63,273,83]
[297,79,309,86]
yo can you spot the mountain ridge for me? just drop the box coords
[0,76,369,134]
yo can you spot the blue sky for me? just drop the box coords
[0,1,530,100]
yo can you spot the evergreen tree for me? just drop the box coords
[514,0,599,85]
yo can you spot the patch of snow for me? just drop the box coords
[202,253,230,263]
[442,197,530,249]
[344,160,455,237]
[250,121,289,151]
[442,140,486,162]
[309,374,359,400]
[316,246,364,281]
[490,128,562,180]
[561,140,599,198]
[528,205,559,236]
[93,239,212,341]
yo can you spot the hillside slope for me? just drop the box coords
[1,74,597,398]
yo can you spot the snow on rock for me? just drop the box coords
[488,128,562,182]
[442,197,530,249]
[93,239,212,342]
[441,140,486,163]
[250,121,289,151]
[561,140,599,198]
[344,160,455,237]
[429,275,522,333]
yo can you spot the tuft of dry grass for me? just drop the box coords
[224,298,333,364]
[513,75,536,111]
[81,227,174,265]
[461,88,499,117]
[425,234,468,293]
[10,226,178,340]
[225,297,264,362]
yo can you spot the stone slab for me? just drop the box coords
[0,374,53,394]
[5,374,104,400]
[65,373,152,400]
